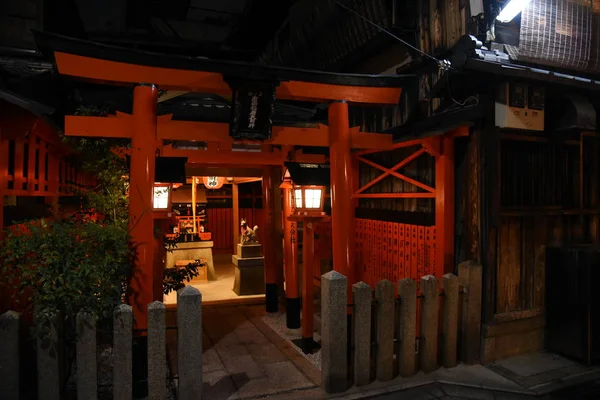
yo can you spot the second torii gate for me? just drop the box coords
[35,31,412,331]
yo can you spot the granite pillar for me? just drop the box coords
[76,312,97,400]
[36,312,60,400]
[459,260,482,364]
[321,271,348,393]
[177,286,203,400]
[113,305,133,400]
[375,280,395,381]
[442,273,459,368]
[420,275,439,373]
[0,311,21,400]
[148,301,167,400]
[352,282,372,386]
[397,278,417,377]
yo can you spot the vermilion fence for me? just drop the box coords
[355,218,436,287]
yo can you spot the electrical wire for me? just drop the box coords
[330,0,451,71]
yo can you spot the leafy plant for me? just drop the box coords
[163,260,203,295]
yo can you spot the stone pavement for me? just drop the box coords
[166,304,321,399]
[166,303,600,400]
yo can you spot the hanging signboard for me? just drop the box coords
[229,79,277,140]
[202,176,224,189]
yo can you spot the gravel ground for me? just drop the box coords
[262,311,322,370]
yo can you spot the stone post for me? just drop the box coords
[36,312,60,400]
[442,273,459,368]
[76,312,97,400]
[375,280,395,381]
[148,301,167,400]
[0,311,21,400]
[458,261,482,364]
[352,282,372,386]
[397,278,417,377]
[113,305,133,400]
[178,286,203,400]
[321,271,348,393]
[420,275,439,373]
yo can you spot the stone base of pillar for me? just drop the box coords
[286,297,301,329]
[232,255,266,295]
[265,283,279,313]
[293,337,321,355]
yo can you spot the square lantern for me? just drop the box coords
[293,186,325,215]
[153,184,172,210]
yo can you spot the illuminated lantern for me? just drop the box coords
[280,167,325,216]
[153,184,172,210]
[202,176,224,190]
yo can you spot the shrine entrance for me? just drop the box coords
[35,31,414,333]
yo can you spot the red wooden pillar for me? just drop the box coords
[301,221,315,351]
[329,101,355,299]
[0,128,7,238]
[262,166,278,312]
[126,84,158,332]
[282,186,300,328]
[435,135,455,277]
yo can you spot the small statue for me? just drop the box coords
[240,218,259,245]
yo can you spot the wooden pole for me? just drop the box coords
[126,84,158,332]
[232,183,239,253]
[192,177,197,234]
[262,166,278,312]
[435,135,455,276]
[301,221,315,352]
[329,100,355,303]
[283,187,300,328]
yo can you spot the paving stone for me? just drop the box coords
[263,361,314,389]
[496,353,577,377]
[202,370,239,400]
[245,342,288,364]
[203,347,225,373]
[220,353,265,380]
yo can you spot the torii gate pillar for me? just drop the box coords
[329,101,355,303]
[127,84,158,332]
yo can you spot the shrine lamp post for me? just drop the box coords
[284,171,329,354]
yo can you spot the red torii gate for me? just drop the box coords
[35,31,415,331]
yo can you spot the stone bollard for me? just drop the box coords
[148,301,167,400]
[321,271,348,394]
[0,311,21,400]
[458,261,482,364]
[113,304,133,400]
[352,282,372,386]
[76,312,97,400]
[375,280,395,381]
[397,278,417,377]
[36,310,60,400]
[442,273,459,368]
[420,275,439,373]
[178,286,203,400]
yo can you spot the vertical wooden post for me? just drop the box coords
[263,166,278,312]
[272,167,285,304]
[191,177,197,234]
[435,135,455,277]
[0,129,7,238]
[329,100,355,301]
[283,186,300,328]
[127,83,158,332]
[301,221,315,352]
[232,183,239,252]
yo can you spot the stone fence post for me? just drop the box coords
[420,275,439,373]
[178,286,203,400]
[36,310,60,400]
[458,260,483,364]
[76,312,97,400]
[397,278,416,377]
[0,311,21,400]
[113,304,133,400]
[442,273,460,368]
[352,282,371,387]
[148,301,167,400]
[375,280,395,381]
[321,271,347,393]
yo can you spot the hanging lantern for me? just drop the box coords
[292,185,325,216]
[153,184,172,210]
[202,176,224,190]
